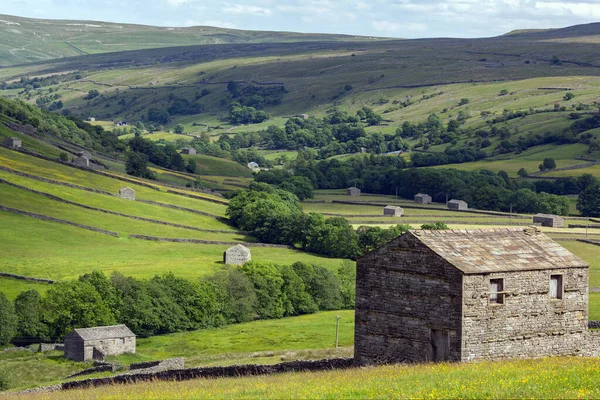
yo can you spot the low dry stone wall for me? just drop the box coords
[60,358,354,391]
[166,189,229,205]
[38,343,64,352]
[569,224,600,229]
[0,166,114,196]
[137,199,229,222]
[128,235,291,248]
[65,364,117,379]
[0,272,54,284]
[129,358,184,373]
[589,321,600,329]
[578,239,600,246]
[0,205,119,237]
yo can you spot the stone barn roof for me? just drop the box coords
[70,325,135,341]
[366,228,588,274]
[227,244,251,256]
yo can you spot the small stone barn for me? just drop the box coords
[181,147,197,155]
[3,137,21,149]
[355,228,589,365]
[224,244,251,265]
[384,205,404,217]
[533,213,565,228]
[347,187,361,196]
[414,193,432,205]
[73,156,90,168]
[448,199,468,210]
[119,187,136,200]
[77,150,92,160]
[64,325,136,362]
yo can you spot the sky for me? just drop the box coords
[2,0,600,38]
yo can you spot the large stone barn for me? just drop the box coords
[384,206,404,217]
[181,147,197,155]
[414,193,432,205]
[354,228,589,365]
[3,137,21,149]
[533,213,565,228]
[73,156,90,168]
[64,325,136,362]
[347,187,361,196]
[224,244,251,265]
[447,199,468,210]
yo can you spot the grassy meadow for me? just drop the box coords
[13,357,600,399]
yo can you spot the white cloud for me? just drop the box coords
[223,4,272,16]
[373,20,427,33]
[535,1,600,18]
[166,0,191,6]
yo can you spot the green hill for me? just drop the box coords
[0,14,385,66]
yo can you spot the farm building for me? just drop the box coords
[3,137,21,149]
[447,199,468,210]
[64,325,136,362]
[73,156,90,168]
[296,113,309,119]
[181,147,197,155]
[247,161,260,171]
[119,187,136,200]
[533,213,565,228]
[414,193,432,205]
[347,187,361,196]
[87,117,96,122]
[224,244,251,266]
[77,150,92,160]
[384,206,404,217]
[354,228,589,365]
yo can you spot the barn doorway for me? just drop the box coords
[430,329,450,362]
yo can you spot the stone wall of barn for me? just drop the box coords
[354,234,463,365]
[461,267,588,361]
[83,337,136,361]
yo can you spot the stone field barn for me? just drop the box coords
[447,199,468,210]
[533,213,565,228]
[354,228,590,364]
[384,206,404,217]
[3,137,21,149]
[414,193,432,205]
[119,187,136,200]
[347,187,361,196]
[224,244,251,265]
[64,325,136,362]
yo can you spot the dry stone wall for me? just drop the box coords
[0,272,54,284]
[0,205,119,237]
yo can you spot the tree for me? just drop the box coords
[59,152,69,162]
[421,222,449,230]
[0,292,17,345]
[186,159,197,173]
[174,124,184,134]
[517,168,528,178]
[85,89,100,100]
[241,262,285,319]
[147,108,170,124]
[542,158,557,171]
[564,92,575,101]
[14,290,47,340]
[207,266,257,324]
[126,152,155,179]
[577,184,600,217]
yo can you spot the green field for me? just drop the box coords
[0,311,353,391]
[181,154,253,177]
[18,357,600,399]
[0,211,349,284]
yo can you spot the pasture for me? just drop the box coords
[15,357,600,399]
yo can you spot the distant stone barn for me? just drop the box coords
[224,244,251,265]
[447,199,468,210]
[73,156,90,168]
[181,147,197,155]
[119,187,136,200]
[64,325,136,362]
[77,150,92,160]
[384,206,404,217]
[347,187,361,196]
[533,213,565,228]
[3,137,21,149]
[355,228,589,364]
[414,193,432,205]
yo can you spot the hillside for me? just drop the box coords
[0,14,385,66]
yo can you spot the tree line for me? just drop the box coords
[0,260,354,345]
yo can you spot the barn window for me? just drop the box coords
[489,279,504,304]
[550,275,563,299]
